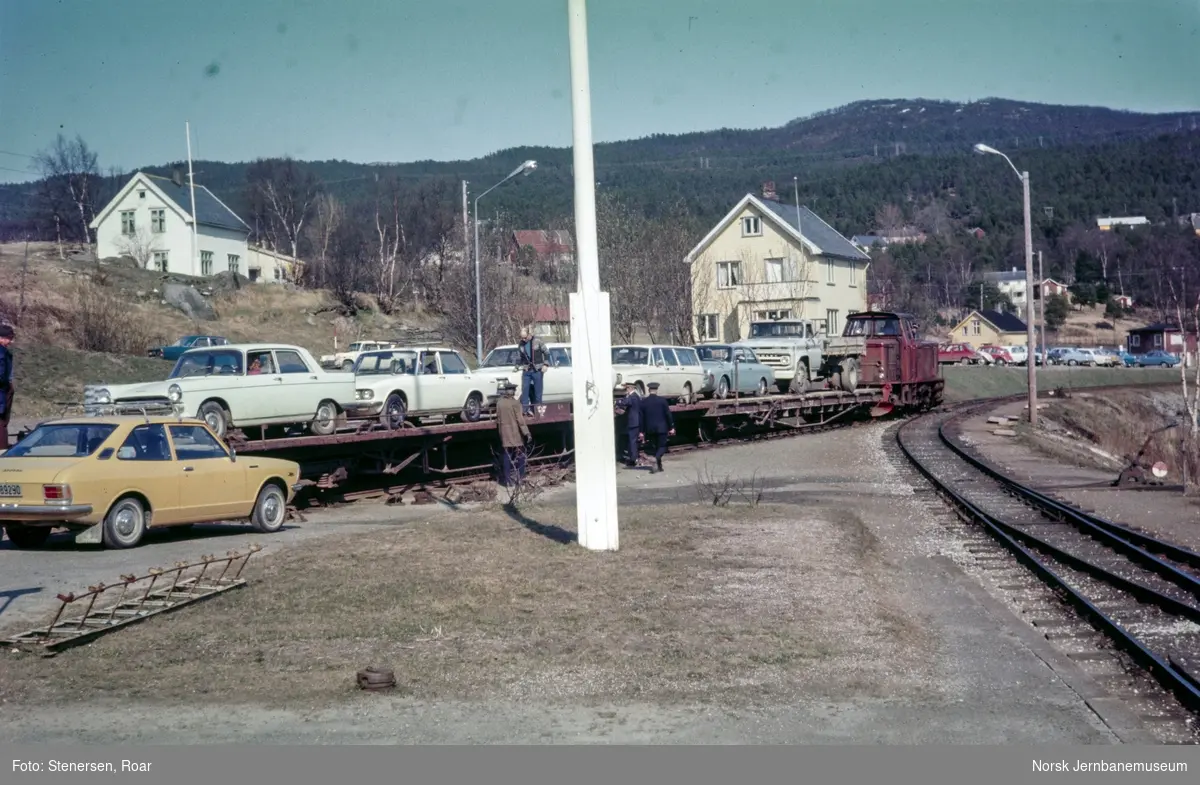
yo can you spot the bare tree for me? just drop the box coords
[113,227,162,269]
[245,157,321,261]
[875,203,904,234]
[915,200,951,237]
[372,176,405,311]
[34,133,102,254]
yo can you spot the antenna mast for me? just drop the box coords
[186,122,199,275]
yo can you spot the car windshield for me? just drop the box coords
[357,350,418,375]
[696,346,731,361]
[845,317,901,337]
[612,347,649,365]
[3,423,118,458]
[482,348,521,367]
[750,322,806,338]
[172,337,195,347]
[170,349,244,378]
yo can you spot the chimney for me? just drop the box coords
[762,181,777,201]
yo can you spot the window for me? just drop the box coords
[741,216,761,236]
[170,349,244,378]
[783,257,800,281]
[151,209,165,233]
[612,347,649,365]
[764,258,783,283]
[120,210,135,235]
[659,348,679,366]
[972,319,981,336]
[438,351,468,374]
[696,314,718,341]
[753,309,793,321]
[200,251,213,276]
[1154,334,1164,347]
[1130,334,1141,347]
[826,309,840,335]
[274,350,310,374]
[717,261,742,288]
[962,327,968,336]
[849,262,858,287]
[274,267,283,281]
[247,351,276,374]
[420,352,440,375]
[825,258,835,284]
[676,348,702,367]
[548,347,571,367]
[138,190,146,199]
[4,424,117,458]
[228,254,240,274]
[168,425,228,461]
[117,424,172,462]
[153,251,168,272]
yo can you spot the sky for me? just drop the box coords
[0,0,1197,183]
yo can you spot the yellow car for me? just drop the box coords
[0,415,303,550]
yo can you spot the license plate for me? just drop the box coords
[0,483,20,498]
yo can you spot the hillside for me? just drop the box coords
[3,97,1197,241]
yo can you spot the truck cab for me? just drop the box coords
[738,319,824,393]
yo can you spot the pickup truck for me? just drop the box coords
[737,318,864,393]
[319,340,397,371]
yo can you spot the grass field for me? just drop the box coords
[941,364,1181,403]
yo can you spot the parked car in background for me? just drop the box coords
[346,347,494,426]
[1054,348,1096,366]
[1115,350,1138,367]
[85,344,357,439]
[938,343,986,365]
[979,345,1016,365]
[693,344,777,398]
[319,340,398,371]
[1133,350,1180,368]
[0,415,301,549]
[610,345,708,403]
[147,335,229,361]
[473,342,574,403]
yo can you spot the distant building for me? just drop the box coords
[1040,278,1071,300]
[516,304,570,340]
[1096,216,1149,231]
[90,172,252,279]
[850,229,925,251]
[508,230,574,270]
[966,227,986,239]
[1126,323,1195,357]
[948,309,1028,349]
[1111,293,1134,309]
[982,268,1031,315]
[1178,213,1200,237]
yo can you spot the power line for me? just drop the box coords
[0,150,36,159]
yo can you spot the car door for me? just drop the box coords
[675,347,706,396]
[651,348,677,395]
[437,350,475,409]
[168,423,245,520]
[271,348,325,420]
[211,349,278,424]
[544,347,573,401]
[409,350,444,412]
[112,423,183,525]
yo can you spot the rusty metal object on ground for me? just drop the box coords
[356,666,396,691]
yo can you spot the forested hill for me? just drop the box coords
[2,97,1198,241]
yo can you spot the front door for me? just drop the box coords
[437,350,473,410]
[168,424,245,520]
[271,348,323,421]
[410,351,443,412]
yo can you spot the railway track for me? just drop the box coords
[897,402,1200,719]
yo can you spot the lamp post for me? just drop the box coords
[973,142,1038,426]
[473,159,537,362]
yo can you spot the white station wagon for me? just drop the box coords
[84,344,357,439]
[473,342,574,403]
[610,344,707,403]
[346,347,494,426]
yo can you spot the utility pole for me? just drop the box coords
[1037,250,1045,358]
[185,122,199,276]
[461,180,469,251]
[1022,171,1038,427]
[567,0,619,551]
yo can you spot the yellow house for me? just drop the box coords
[686,190,872,342]
[949,309,1028,349]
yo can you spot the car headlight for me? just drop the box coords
[167,384,183,403]
[356,389,374,401]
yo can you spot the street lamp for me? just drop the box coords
[973,142,1038,427]
[473,159,538,362]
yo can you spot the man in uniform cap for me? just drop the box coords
[614,380,643,468]
[640,382,675,474]
[0,324,13,450]
[495,379,531,486]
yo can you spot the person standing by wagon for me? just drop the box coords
[516,326,549,416]
[495,380,531,486]
[614,381,644,468]
[641,382,675,474]
[0,324,14,450]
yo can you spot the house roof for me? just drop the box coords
[512,230,573,257]
[516,305,569,323]
[1128,323,1180,333]
[955,309,1027,334]
[90,171,248,233]
[685,193,869,264]
[143,173,249,232]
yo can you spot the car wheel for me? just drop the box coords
[341,360,354,372]
[103,496,147,549]
[715,376,730,399]
[381,392,406,429]
[996,360,1007,366]
[757,377,769,397]
[1067,360,1077,366]
[310,400,339,436]
[462,392,483,423]
[838,358,860,392]
[3,523,52,549]
[681,382,694,404]
[958,358,968,365]
[789,361,810,394]
[199,400,229,438]
[250,483,287,533]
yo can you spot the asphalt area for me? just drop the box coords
[0,419,1151,744]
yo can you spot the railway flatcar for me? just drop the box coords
[840,311,944,415]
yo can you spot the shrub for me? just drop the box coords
[68,280,156,355]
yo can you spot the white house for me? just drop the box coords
[90,172,251,278]
[981,268,1030,316]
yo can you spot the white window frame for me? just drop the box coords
[764,257,783,284]
[120,210,135,235]
[150,209,165,233]
[153,251,168,272]
[825,258,835,284]
[200,251,214,276]
[1130,334,1141,347]
[696,314,718,341]
[228,254,241,274]
[717,261,741,289]
[848,261,858,287]
[826,309,840,335]
[740,216,762,237]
